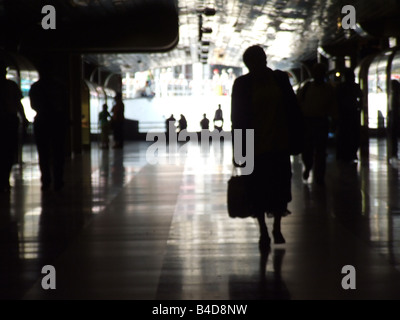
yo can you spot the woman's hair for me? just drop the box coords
[242,45,267,71]
[391,79,400,91]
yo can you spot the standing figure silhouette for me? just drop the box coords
[389,79,400,159]
[297,63,337,185]
[178,114,187,133]
[0,61,28,192]
[213,104,224,132]
[111,92,125,149]
[231,45,298,252]
[200,113,210,130]
[99,103,112,149]
[335,68,363,162]
[29,61,69,191]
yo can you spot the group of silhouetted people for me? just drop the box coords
[229,45,379,253]
[97,93,125,150]
[297,63,364,186]
[202,105,225,131]
[164,114,187,143]
[1,46,399,255]
[165,105,225,139]
[296,63,337,185]
[165,114,187,135]
[96,93,126,150]
[0,57,125,193]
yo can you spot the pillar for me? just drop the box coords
[69,54,83,156]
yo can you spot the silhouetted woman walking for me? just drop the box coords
[231,45,298,252]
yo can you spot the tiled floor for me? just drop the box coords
[1,136,400,300]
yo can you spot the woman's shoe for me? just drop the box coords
[272,230,286,244]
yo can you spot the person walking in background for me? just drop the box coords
[200,113,210,130]
[297,62,337,185]
[165,114,176,143]
[29,60,69,192]
[0,61,29,192]
[335,68,363,163]
[231,45,298,252]
[213,104,224,132]
[388,79,400,160]
[178,114,187,133]
[111,92,125,149]
[99,103,112,149]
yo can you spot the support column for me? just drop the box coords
[69,54,83,156]
[192,62,203,96]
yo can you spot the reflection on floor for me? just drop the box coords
[1,137,400,300]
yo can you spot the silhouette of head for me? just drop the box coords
[391,79,400,92]
[115,92,122,100]
[243,45,267,73]
[311,63,327,83]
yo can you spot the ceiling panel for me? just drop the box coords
[2,0,179,53]
[84,0,374,73]
[1,0,398,74]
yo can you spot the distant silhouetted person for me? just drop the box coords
[99,103,111,149]
[178,114,187,133]
[111,92,125,149]
[231,45,298,252]
[297,62,337,185]
[335,68,363,162]
[29,62,68,191]
[213,104,224,131]
[0,61,28,192]
[200,113,210,130]
[389,79,400,159]
[165,114,176,143]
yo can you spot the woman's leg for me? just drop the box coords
[257,213,270,251]
[272,215,285,244]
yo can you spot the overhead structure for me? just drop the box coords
[1,0,400,73]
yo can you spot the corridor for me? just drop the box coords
[1,136,400,300]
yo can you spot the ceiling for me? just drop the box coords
[84,0,400,73]
[2,0,400,74]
